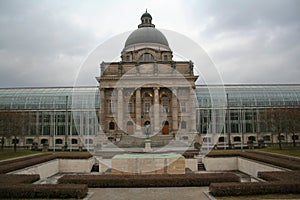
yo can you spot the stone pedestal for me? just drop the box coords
[111,153,185,174]
[143,139,152,152]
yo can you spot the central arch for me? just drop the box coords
[162,121,169,135]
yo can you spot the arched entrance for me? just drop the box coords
[127,121,134,135]
[162,121,169,135]
[144,121,151,137]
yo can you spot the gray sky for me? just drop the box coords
[0,0,299,87]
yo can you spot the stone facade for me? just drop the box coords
[96,11,198,141]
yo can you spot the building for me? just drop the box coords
[0,11,299,150]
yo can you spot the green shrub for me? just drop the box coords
[210,182,300,197]
[0,184,88,199]
[59,173,240,187]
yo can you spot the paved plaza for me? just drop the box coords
[88,187,210,200]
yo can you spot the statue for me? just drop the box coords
[145,123,150,139]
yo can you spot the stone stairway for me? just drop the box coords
[197,163,206,171]
[115,134,174,148]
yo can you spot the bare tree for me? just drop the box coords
[284,107,300,147]
[261,107,300,150]
[260,108,287,150]
[0,111,25,152]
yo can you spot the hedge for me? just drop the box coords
[206,151,300,170]
[58,173,240,188]
[0,174,40,184]
[258,171,300,182]
[210,181,300,197]
[0,153,92,174]
[0,184,88,199]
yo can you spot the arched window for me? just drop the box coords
[292,135,299,140]
[71,139,78,144]
[127,121,133,126]
[278,135,285,141]
[12,138,19,144]
[233,136,241,142]
[55,139,63,144]
[41,139,48,144]
[162,121,169,125]
[26,138,33,144]
[109,122,115,130]
[139,53,154,62]
[181,121,186,129]
[263,135,271,141]
[248,136,256,142]
[218,137,225,143]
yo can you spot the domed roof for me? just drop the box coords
[141,11,152,19]
[124,11,169,50]
[124,27,169,48]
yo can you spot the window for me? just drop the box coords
[278,135,285,141]
[145,103,150,113]
[128,102,133,113]
[26,138,33,144]
[181,102,186,113]
[162,103,168,113]
[139,53,154,62]
[41,139,48,144]
[126,55,130,62]
[12,138,19,144]
[292,135,299,140]
[203,137,211,143]
[55,139,63,144]
[85,139,93,144]
[233,136,241,142]
[230,112,238,120]
[109,102,115,113]
[218,137,225,142]
[246,123,253,133]
[231,123,239,133]
[181,121,186,129]
[248,136,256,142]
[127,121,133,126]
[163,55,168,61]
[71,139,78,144]
[263,135,271,141]
[109,122,115,130]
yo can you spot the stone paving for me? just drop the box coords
[88,187,211,200]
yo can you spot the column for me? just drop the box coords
[154,87,159,132]
[99,88,106,133]
[172,88,178,132]
[117,88,123,131]
[135,88,142,133]
[189,88,196,132]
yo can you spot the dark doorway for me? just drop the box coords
[162,121,169,135]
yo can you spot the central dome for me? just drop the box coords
[123,10,170,51]
[125,27,169,48]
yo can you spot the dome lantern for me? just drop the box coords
[138,9,155,28]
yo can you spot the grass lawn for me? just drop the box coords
[0,149,41,161]
[257,146,300,158]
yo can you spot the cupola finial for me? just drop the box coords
[138,10,155,28]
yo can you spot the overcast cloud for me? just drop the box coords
[0,0,299,87]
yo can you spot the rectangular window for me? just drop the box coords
[109,102,115,113]
[145,103,150,113]
[163,103,168,113]
[163,55,168,61]
[181,102,186,113]
[128,102,133,113]
[230,112,238,120]
[126,55,130,62]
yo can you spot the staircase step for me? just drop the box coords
[198,163,206,171]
